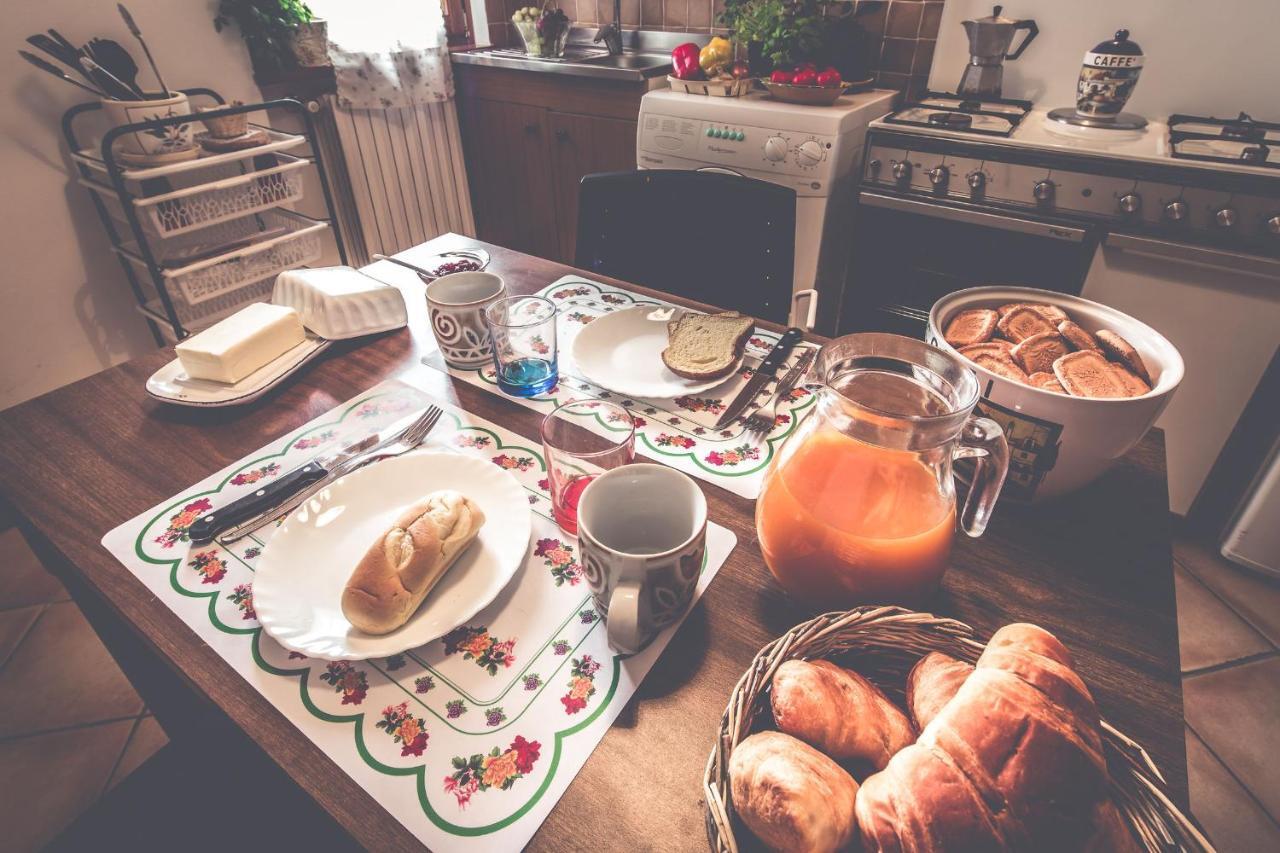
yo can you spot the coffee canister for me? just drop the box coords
[1075,29,1144,118]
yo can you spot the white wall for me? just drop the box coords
[0,0,263,409]
[930,0,1280,119]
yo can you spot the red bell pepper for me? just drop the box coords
[671,42,704,80]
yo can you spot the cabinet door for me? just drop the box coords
[548,112,638,263]
[458,98,560,260]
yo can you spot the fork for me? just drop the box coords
[215,405,444,546]
[744,349,817,436]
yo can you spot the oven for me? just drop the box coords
[839,192,1101,335]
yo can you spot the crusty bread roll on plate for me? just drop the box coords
[342,490,485,634]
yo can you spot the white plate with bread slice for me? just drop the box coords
[252,450,532,660]
[570,307,750,399]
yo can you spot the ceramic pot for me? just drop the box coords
[101,91,195,158]
[289,19,329,67]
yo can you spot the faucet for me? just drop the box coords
[593,0,624,55]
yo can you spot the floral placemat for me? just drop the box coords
[426,276,821,500]
[101,379,735,851]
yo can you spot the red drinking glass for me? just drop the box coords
[540,400,637,534]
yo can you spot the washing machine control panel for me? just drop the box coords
[638,111,837,189]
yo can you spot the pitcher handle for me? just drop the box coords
[953,416,1010,537]
[1005,19,1039,60]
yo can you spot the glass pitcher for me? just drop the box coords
[756,333,1010,607]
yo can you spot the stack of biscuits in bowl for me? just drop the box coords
[944,302,1153,399]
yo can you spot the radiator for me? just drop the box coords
[312,94,476,266]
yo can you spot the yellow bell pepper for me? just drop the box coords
[699,37,732,76]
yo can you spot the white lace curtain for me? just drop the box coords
[308,0,454,108]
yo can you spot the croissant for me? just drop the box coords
[857,624,1121,852]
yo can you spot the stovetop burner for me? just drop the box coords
[927,111,973,130]
[1169,112,1280,169]
[882,91,1033,138]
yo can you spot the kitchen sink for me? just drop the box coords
[453,31,683,81]
[581,52,671,70]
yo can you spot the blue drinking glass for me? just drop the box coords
[484,295,559,397]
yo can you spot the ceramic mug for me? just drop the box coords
[101,92,195,158]
[577,464,707,654]
[426,271,506,367]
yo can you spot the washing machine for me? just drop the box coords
[636,87,897,330]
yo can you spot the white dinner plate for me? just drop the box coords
[145,332,331,407]
[253,450,532,660]
[570,306,744,398]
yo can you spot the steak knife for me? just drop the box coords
[714,327,804,429]
[186,417,412,546]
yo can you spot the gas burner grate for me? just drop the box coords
[882,91,1034,138]
[1169,112,1280,169]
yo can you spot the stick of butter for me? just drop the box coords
[175,303,306,384]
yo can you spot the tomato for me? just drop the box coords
[792,69,818,87]
[770,69,794,84]
[817,69,843,88]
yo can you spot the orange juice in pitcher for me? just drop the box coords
[756,334,1010,606]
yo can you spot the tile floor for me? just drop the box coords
[1,523,1278,850]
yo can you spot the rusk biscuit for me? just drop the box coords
[998,302,1070,325]
[969,349,1029,383]
[1095,330,1151,383]
[1057,320,1102,353]
[944,309,999,347]
[996,306,1057,342]
[1012,332,1071,375]
[1111,363,1151,397]
[959,341,1013,359]
[1053,351,1127,398]
[1028,372,1067,394]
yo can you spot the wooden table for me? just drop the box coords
[0,235,1186,850]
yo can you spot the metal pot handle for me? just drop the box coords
[1005,20,1039,60]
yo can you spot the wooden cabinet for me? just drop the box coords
[455,64,651,263]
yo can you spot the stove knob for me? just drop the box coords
[764,137,788,162]
[1267,213,1280,236]
[927,165,950,188]
[892,160,912,181]
[1118,193,1143,216]
[1214,206,1239,229]
[1163,200,1188,222]
[966,171,986,192]
[797,140,824,167]
[1033,180,1055,203]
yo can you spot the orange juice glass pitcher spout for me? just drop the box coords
[755,333,1010,607]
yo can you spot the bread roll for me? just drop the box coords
[770,659,915,770]
[729,731,859,853]
[856,624,1115,852]
[906,652,973,730]
[341,491,485,634]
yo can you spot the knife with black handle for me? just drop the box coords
[187,461,331,545]
[714,327,804,429]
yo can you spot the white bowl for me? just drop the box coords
[927,286,1184,503]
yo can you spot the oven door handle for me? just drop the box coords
[1105,232,1280,278]
[859,192,1088,243]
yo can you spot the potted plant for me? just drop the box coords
[213,0,328,73]
[722,0,826,73]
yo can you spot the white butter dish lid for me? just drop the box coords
[272,266,408,340]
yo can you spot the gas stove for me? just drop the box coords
[862,94,1280,251]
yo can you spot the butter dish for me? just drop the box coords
[272,266,408,340]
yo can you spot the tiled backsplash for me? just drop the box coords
[485,0,944,99]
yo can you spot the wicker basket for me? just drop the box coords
[703,606,1214,853]
[667,75,754,97]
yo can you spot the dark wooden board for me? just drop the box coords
[0,235,1186,851]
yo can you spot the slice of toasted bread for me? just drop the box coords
[997,306,1057,342]
[661,312,754,381]
[1057,320,1102,353]
[944,308,999,347]
[1095,330,1151,383]
[1053,351,1127,398]
[1110,362,1152,397]
[1012,332,1071,375]
[1028,371,1067,394]
[998,302,1069,325]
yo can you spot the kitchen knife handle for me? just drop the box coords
[187,462,328,545]
[759,327,804,376]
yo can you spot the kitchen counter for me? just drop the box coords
[452,29,704,83]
